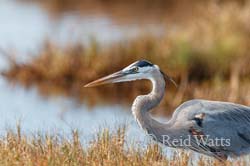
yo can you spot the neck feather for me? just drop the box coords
[132,72,166,136]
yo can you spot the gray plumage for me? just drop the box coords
[85,60,250,160]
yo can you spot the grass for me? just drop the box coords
[2,1,250,165]
[2,1,250,113]
[1,125,247,166]
[19,0,208,22]
[1,38,248,116]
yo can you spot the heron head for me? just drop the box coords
[84,60,177,87]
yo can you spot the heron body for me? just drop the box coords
[84,60,250,160]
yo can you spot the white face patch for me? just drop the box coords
[123,60,154,72]
[122,65,156,82]
[138,66,152,73]
[122,61,140,71]
[121,60,160,82]
[113,61,163,83]
[122,64,154,73]
[154,65,160,70]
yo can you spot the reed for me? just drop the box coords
[0,125,245,166]
[2,0,250,113]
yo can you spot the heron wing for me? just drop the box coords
[174,99,250,159]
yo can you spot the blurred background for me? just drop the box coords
[0,0,250,143]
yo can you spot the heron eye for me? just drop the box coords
[132,67,139,72]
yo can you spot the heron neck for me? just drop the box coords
[132,73,167,137]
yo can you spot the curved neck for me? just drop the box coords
[132,72,167,137]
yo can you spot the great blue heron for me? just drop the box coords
[84,60,250,160]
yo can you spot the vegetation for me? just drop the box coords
[2,0,250,114]
[1,1,250,165]
[19,0,209,22]
[0,125,246,166]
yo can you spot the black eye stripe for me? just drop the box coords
[134,60,153,67]
[125,60,153,73]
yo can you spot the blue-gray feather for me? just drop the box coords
[89,59,250,160]
[128,60,250,160]
[171,99,250,158]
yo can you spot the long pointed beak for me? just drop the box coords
[84,71,126,87]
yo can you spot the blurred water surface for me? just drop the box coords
[0,0,167,143]
[0,76,148,143]
[0,0,164,62]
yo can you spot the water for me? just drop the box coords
[0,76,148,142]
[0,0,164,64]
[0,0,167,145]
